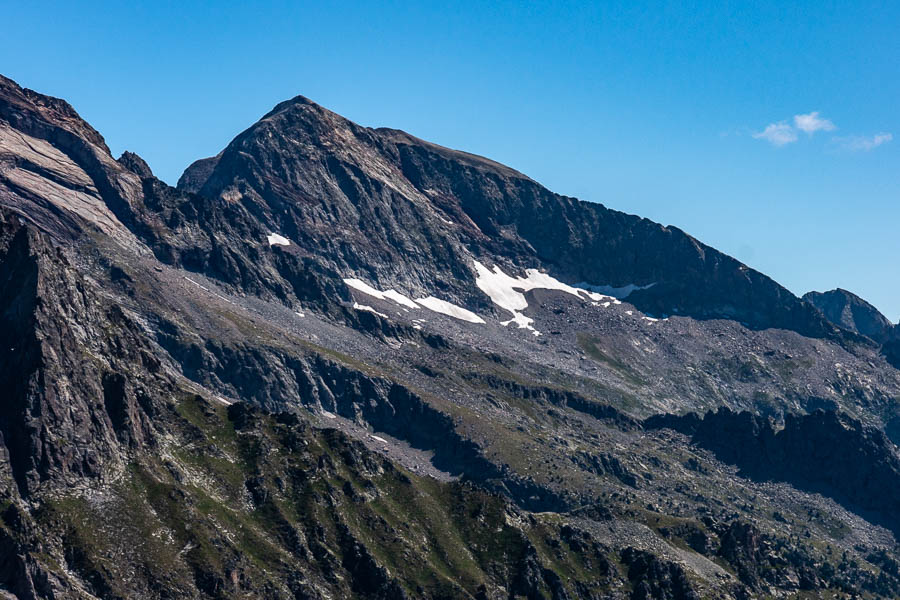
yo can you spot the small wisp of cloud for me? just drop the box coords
[753,111,834,147]
[793,111,836,134]
[751,111,891,152]
[752,121,798,146]
[832,132,893,152]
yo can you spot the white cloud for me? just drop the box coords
[752,121,798,146]
[753,110,838,147]
[794,111,836,134]
[752,111,890,153]
[833,132,893,152]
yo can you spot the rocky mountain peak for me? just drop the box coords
[0,74,109,152]
[182,91,842,339]
[117,150,154,178]
[803,288,893,342]
[0,74,851,342]
[259,93,334,120]
[176,153,221,192]
[0,76,146,251]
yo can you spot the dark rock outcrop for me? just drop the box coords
[176,153,221,193]
[646,407,900,535]
[117,150,154,179]
[620,547,699,600]
[882,333,900,370]
[0,210,161,497]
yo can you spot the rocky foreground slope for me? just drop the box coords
[2,73,900,598]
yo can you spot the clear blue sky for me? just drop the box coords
[4,1,899,320]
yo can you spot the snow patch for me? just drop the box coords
[415,296,485,323]
[382,290,419,308]
[322,411,337,419]
[473,260,620,333]
[295,311,305,318]
[343,279,419,308]
[500,313,534,330]
[267,233,291,246]
[353,303,389,319]
[371,435,388,444]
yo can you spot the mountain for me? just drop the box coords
[803,288,894,343]
[179,94,841,339]
[3,73,900,598]
[803,288,900,371]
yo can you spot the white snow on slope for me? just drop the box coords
[344,278,487,324]
[353,302,389,319]
[383,290,420,308]
[501,312,535,330]
[267,233,291,246]
[343,279,419,308]
[473,260,620,332]
[415,296,486,323]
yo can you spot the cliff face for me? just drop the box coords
[0,211,163,499]
[646,407,900,536]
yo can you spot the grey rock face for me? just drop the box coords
[0,210,162,498]
[804,288,893,342]
[176,153,220,192]
[0,75,145,251]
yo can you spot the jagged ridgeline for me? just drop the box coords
[2,72,900,598]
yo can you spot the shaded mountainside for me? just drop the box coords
[3,73,900,599]
[803,288,894,343]
[803,288,900,370]
[0,212,716,599]
[645,408,900,537]
[0,211,160,499]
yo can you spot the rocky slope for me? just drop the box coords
[2,73,900,598]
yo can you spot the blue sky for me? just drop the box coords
[4,1,899,319]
